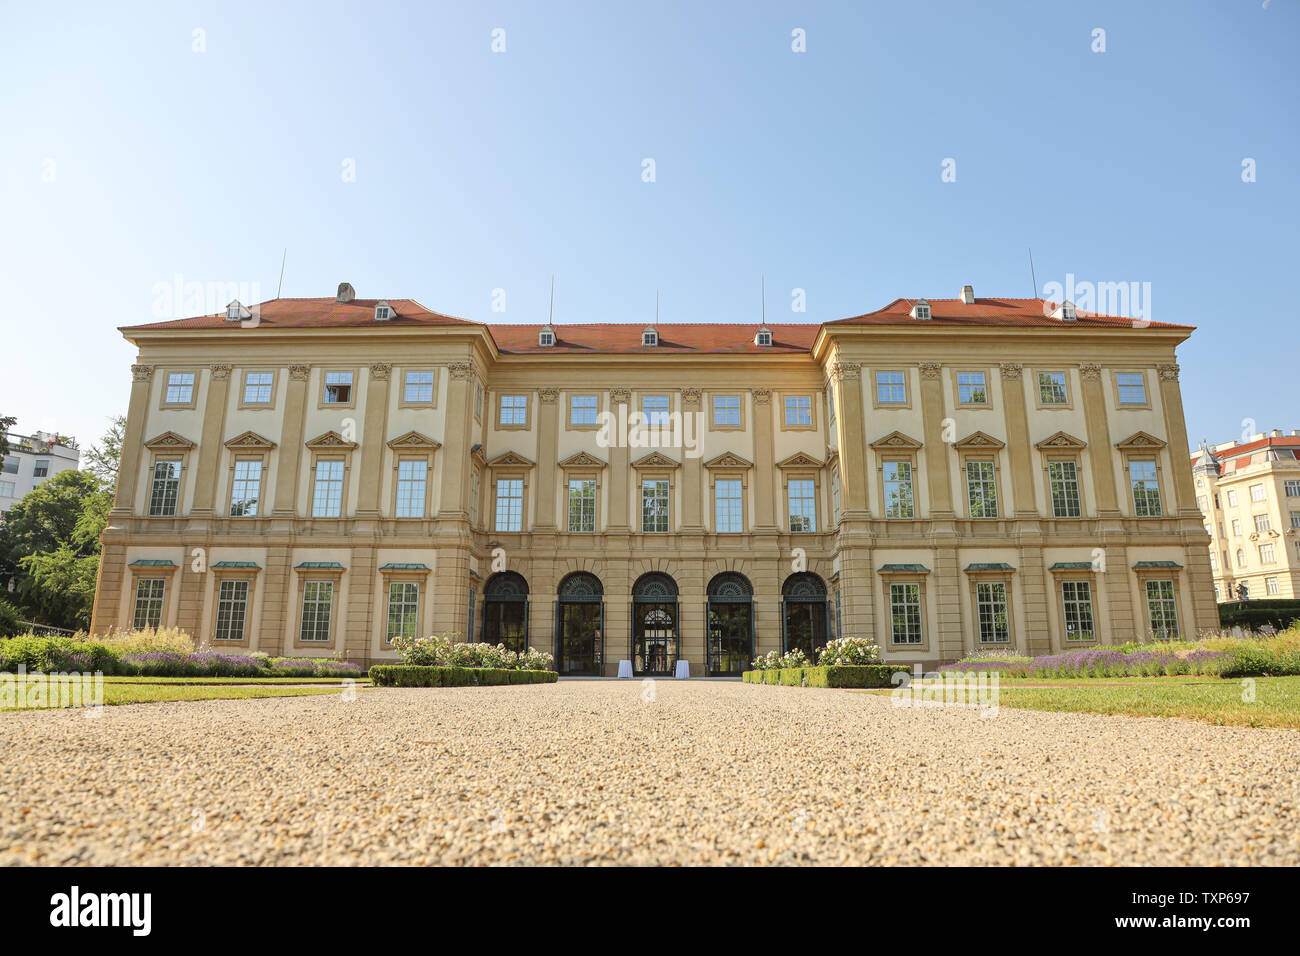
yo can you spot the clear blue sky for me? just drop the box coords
[2,0,1296,452]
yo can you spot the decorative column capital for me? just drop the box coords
[538,387,560,404]
[288,364,312,381]
[610,387,630,406]
[999,362,1023,379]
[209,363,233,381]
[1157,363,1180,382]
[447,361,475,380]
[1078,363,1103,381]
[751,388,771,405]
[369,362,392,381]
[830,362,861,382]
[681,387,701,407]
[918,362,942,379]
[131,364,154,382]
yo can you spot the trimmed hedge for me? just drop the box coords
[742,664,911,688]
[1218,600,1300,632]
[368,665,558,687]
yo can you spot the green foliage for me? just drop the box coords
[1217,599,1300,632]
[0,600,22,638]
[0,634,119,673]
[82,416,125,487]
[368,665,559,687]
[0,416,15,459]
[743,664,912,688]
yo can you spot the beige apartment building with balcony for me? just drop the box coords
[1192,430,1300,601]
[90,283,1216,674]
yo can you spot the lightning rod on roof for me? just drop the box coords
[276,248,287,299]
[1028,247,1038,299]
[655,289,659,323]
[548,274,555,324]
[761,273,766,324]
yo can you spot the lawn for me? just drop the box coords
[871,675,1300,729]
[0,676,362,711]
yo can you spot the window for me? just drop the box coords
[469,469,480,526]
[712,395,740,427]
[539,328,555,347]
[1231,519,1242,536]
[1116,373,1147,405]
[882,461,914,518]
[1038,371,1068,405]
[875,371,906,404]
[474,384,483,420]
[375,304,392,320]
[975,582,1010,643]
[570,395,598,426]
[1259,543,1276,563]
[1291,511,1300,529]
[499,394,528,426]
[568,478,596,532]
[1214,582,1221,600]
[403,370,434,404]
[214,580,250,642]
[913,302,931,320]
[1236,548,1246,567]
[1196,495,1208,512]
[831,470,841,525]
[1254,514,1271,533]
[148,459,182,516]
[642,479,669,533]
[229,459,262,516]
[33,459,49,478]
[1048,460,1082,518]
[323,371,352,404]
[966,461,998,518]
[889,583,923,645]
[1144,580,1179,639]
[1250,483,1266,502]
[495,478,523,531]
[1286,480,1300,497]
[715,478,743,533]
[1266,577,1280,596]
[0,480,13,498]
[1060,581,1095,641]
[1129,460,1162,517]
[395,460,426,518]
[386,582,420,643]
[827,386,836,424]
[957,371,987,405]
[132,578,166,629]
[243,372,273,404]
[642,329,658,347]
[756,329,772,346]
[642,395,670,426]
[311,460,344,517]
[783,395,811,427]
[1209,553,1217,571]
[1226,489,1238,507]
[299,581,334,642]
[788,479,816,532]
[165,371,195,404]
[1,457,16,474]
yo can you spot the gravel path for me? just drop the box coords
[1,681,1296,865]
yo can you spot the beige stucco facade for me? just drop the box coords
[91,295,1217,672]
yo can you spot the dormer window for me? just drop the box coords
[374,301,394,321]
[910,299,931,320]
[755,326,772,347]
[642,326,658,347]
[1052,300,1078,322]
[225,300,251,322]
[539,325,555,347]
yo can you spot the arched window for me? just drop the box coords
[556,572,602,675]
[707,573,754,675]
[782,572,828,658]
[632,572,678,675]
[483,571,529,652]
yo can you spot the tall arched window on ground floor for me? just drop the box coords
[632,572,678,676]
[555,572,603,675]
[483,571,529,653]
[706,572,754,676]
[782,572,828,659]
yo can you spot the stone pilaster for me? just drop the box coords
[355,363,392,517]
[1077,363,1120,518]
[534,387,559,529]
[999,362,1038,516]
[272,365,311,516]
[751,388,778,530]
[191,364,232,516]
[680,388,704,531]
[917,362,954,518]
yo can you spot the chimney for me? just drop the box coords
[959,285,975,305]
[1271,429,1282,438]
[336,282,356,303]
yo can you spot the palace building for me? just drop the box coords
[90,283,1216,674]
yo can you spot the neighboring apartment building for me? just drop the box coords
[90,283,1216,673]
[1,431,81,520]
[1191,429,1300,601]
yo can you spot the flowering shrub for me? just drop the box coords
[390,633,555,671]
[817,637,881,666]
[100,626,195,655]
[751,648,810,670]
[938,648,1231,679]
[120,652,266,678]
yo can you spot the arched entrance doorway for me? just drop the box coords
[555,572,603,675]
[632,572,678,676]
[706,572,754,676]
[483,571,529,653]
[782,572,828,659]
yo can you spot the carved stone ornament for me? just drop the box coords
[610,388,630,405]
[751,388,772,405]
[832,362,861,382]
[448,362,475,380]
[369,362,392,381]
[681,387,702,407]
[209,363,233,380]
[538,387,560,404]
[1078,363,1102,381]
[1157,363,1180,382]
[131,364,154,382]
[999,362,1023,379]
[289,364,312,381]
[918,362,942,379]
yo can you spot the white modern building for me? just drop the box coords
[0,431,81,520]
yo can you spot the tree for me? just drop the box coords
[83,415,125,487]
[0,415,15,459]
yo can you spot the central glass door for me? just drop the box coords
[483,599,528,653]
[707,603,753,675]
[557,602,602,675]
[634,604,677,676]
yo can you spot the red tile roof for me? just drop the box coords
[831,297,1193,331]
[121,297,477,331]
[489,323,819,354]
[1189,435,1300,464]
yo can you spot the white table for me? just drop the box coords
[674,660,690,680]
[617,660,633,679]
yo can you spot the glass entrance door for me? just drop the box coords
[557,602,602,675]
[483,600,528,653]
[783,601,826,659]
[634,604,677,676]
[707,602,752,675]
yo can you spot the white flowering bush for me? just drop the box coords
[751,648,811,670]
[391,632,554,671]
[816,637,881,666]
